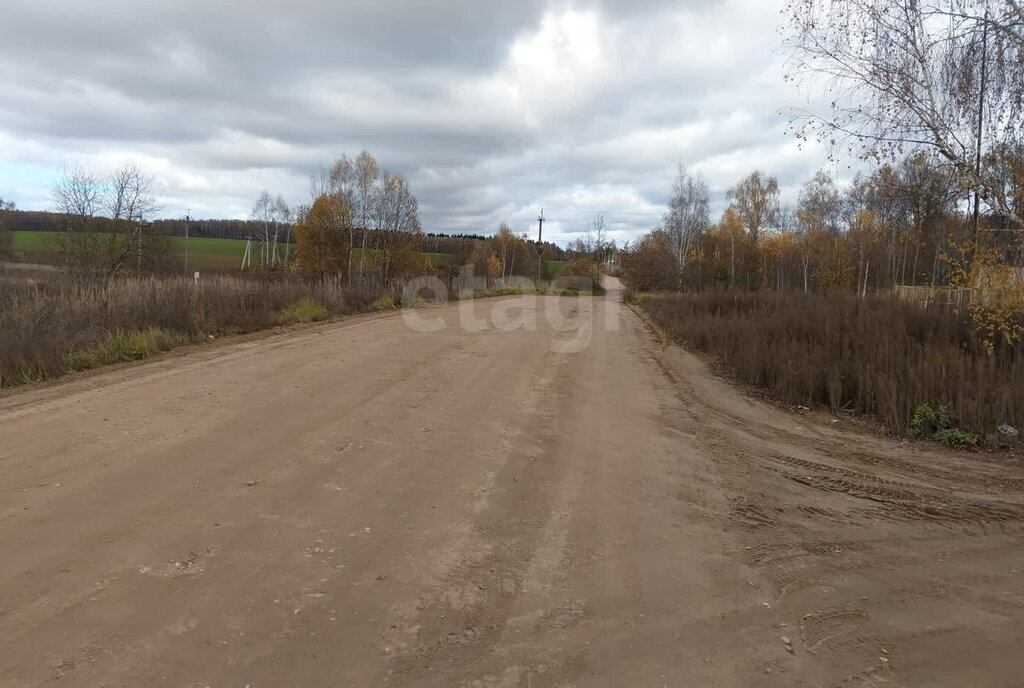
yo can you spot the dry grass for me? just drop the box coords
[639,291,1024,439]
[0,274,388,387]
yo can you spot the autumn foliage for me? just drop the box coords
[293,195,352,278]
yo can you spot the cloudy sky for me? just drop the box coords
[0,0,833,245]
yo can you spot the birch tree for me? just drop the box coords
[663,165,710,285]
[785,0,1024,226]
[329,155,358,281]
[251,191,275,266]
[354,151,379,279]
[727,171,780,242]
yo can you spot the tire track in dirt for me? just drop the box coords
[1,290,1022,686]
[631,303,1024,685]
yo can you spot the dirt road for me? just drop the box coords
[2,282,1023,687]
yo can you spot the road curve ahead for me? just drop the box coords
[2,280,1023,687]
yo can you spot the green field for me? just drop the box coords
[12,231,270,271]
[9,231,563,275]
[170,236,253,270]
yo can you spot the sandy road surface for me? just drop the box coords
[1,281,1023,687]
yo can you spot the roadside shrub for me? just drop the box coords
[640,291,1024,438]
[562,258,602,281]
[559,258,605,294]
[933,427,981,449]
[277,298,329,324]
[371,295,398,311]
[909,403,954,439]
[66,327,177,371]
[910,403,980,449]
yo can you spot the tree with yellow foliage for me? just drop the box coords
[486,251,503,288]
[292,195,352,278]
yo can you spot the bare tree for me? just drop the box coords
[797,171,842,234]
[53,163,167,279]
[251,191,275,266]
[354,151,379,279]
[53,164,101,232]
[308,165,331,202]
[592,215,609,260]
[273,195,291,266]
[105,162,160,223]
[329,155,358,281]
[249,192,291,267]
[785,0,1024,226]
[373,173,419,233]
[663,164,710,285]
[727,171,780,242]
[372,172,421,284]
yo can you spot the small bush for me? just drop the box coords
[933,427,980,449]
[277,298,329,324]
[909,403,953,439]
[910,403,980,449]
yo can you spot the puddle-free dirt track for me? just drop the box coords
[1,281,1022,686]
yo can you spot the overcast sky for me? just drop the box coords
[0,0,834,245]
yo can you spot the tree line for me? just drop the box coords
[622,155,1021,294]
[625,0,1024,303]
[1,151,567,286]
[293,151,570,286]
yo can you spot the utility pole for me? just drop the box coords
[537,208,545,282]
[184,211,191,274]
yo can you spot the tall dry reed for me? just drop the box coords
[641,291,1024,437]
[0,274,386,386]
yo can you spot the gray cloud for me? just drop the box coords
[0,0,832,244]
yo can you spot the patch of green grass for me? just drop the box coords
[174,236,250,270]
[11,231,60,254]
[423,252,450,267]
[0,360,50,387]
[13,231,250,270]
[14,231,472,273]
[626,291,654,306]
[371,295,399,311]
[65,327,177,371]
[549,288,595,297]
[494,286,532,296]
[546,260,566,277]
[277,298,329,324]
